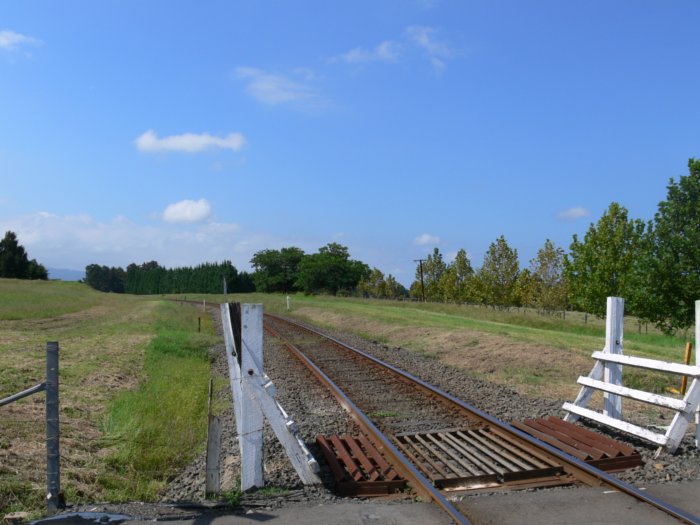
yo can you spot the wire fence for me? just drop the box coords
[0,341,61,515]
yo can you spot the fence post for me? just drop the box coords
[240,304,264,490]
[205,379,221,496]
[46,342,61,515]
[696,300,699,448]
[603,297,624,419]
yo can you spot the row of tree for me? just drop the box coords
[0,231,48,280]
[567,158,700,333]
[85,260,254,295]
[407,158,700,334]
[408,238,567,312]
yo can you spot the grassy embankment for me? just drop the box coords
[173,292,691,406]
[0,280,217,516]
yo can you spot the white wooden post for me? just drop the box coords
[696,300,699,448]
[286,295,291,311]
[221,305,242,432]
[603,297,624,419]
[240,304,264,490]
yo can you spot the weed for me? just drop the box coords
[98,301,216,501]
[624,370,677,394]
[255,487,289,497]
[220,488,242,507]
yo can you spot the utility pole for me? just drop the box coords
[413,259,426,302]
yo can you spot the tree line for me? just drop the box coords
[82,155,700,334]
[0,231,48,280]
[408,158,700,335]
[85,260,254,295]
[250,242,405,297]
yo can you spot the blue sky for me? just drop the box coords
[1,1,699,285]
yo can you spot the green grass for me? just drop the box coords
[297,295,689,358]
[167,292,691,361]
[0,280,221,515]
[169,292,692,404]
[98,302,218,501]
[0,278,108,320]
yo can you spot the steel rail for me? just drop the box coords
[264,322,472,525]
[265,312,700,525]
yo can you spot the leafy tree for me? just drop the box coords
[515,268,536,307]
[250,247,305,293]
[85,264,126,292]
[359,268,388,298]
[410,248,447,301]
[440,249,475,303]
[384,274,408,299]
[296,243,370,295]
[633,158,700,333]
[564,203,645,316]
[477,235,520,307]
[528,239,568,311]
[359,269,408,299]
[0,231,48,280]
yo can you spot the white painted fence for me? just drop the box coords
[563,298,700,455]
[221,303,320,491]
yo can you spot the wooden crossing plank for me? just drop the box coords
[591,351,700,377]
[577,376,688,411]
[562,404,668,445]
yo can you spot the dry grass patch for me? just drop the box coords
[292,306,665,420]
[0,284,159,515]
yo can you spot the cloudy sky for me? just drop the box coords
[1,1,699,284]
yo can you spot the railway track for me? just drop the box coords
[263,312,700,525]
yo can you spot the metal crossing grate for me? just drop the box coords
[394,428,567,491]
[316,434,407,496]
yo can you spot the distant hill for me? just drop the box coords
[48,268,85,281]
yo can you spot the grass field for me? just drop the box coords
[172,292,692,403]
[0,280,215,517]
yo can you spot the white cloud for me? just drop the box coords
[162,199,211,223]
[414,233,440,246]
[406,26,452,72]
[135,130,245,153]
[333,40,401,64]
[0,212,246,270]
[235,67,320,106]
[0,30,41,51]
[557,206,591,221]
